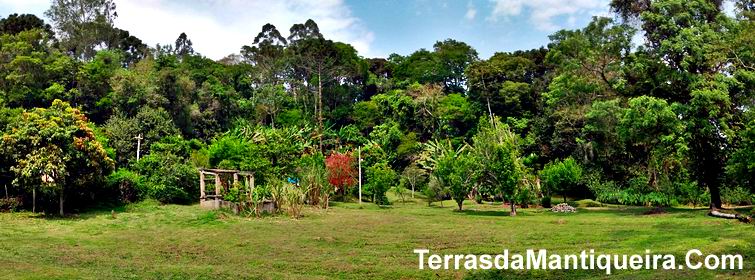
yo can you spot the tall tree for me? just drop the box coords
[472,118,525,215]
[466,52,537,121]
[174,32,195,58]
[0,29,77,108]
[46,0,118,60]
[0,13,54,36]
[286,20,359,151]
[433,39,478,93]
[241,23,288,84]
[110,28,148,66]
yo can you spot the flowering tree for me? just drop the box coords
[325,152,355,195]
[2,100,115,215]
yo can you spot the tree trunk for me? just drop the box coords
[457,201,463,211]
[486,97,493,125]
[708,184,723,210]
[59,190,64,216]
[32,188,36,213]
[317,65,323,152]
[510,201,517,216]
[563,193,567,203]
[709,209,752,223]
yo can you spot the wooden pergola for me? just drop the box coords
[198,168,254,210]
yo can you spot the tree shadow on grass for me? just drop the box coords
[26,200,156,221]
[581,206,754,222]
[27,210,109,221]
[457,209,514,217]
[578,207,707,217]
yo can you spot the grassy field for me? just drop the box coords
[0,193,752,279]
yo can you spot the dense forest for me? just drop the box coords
[0,0,753,217]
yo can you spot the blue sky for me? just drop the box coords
[0,0,613,59]
[352,0,611,58]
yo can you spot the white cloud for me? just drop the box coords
[465,4,477,21]
[488,0,610,31]
[113,0,375,59]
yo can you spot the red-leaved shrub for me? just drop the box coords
[325,152,355,194]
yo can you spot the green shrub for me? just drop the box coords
[539,157,582,203]
[132,140,199,204]
[298,153,329,207]
[676,181,709,208]
[145,184,192,204]
[0,197,22,212]
[541,196,552,208]
[424,176,447,206]
[106,169,145,203]
[223,185,243,203]
[721,187,753,206]
[596,188,677,207]
[366,162,397,205]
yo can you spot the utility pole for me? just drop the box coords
[135,133,143,161]
[358,146,362,204]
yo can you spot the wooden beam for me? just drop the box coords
[199,171,206,200]
[198,168,251,174]
[214,174,221,200]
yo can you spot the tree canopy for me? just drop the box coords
[0,0,753,214]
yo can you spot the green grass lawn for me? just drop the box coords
[0,193,752,279]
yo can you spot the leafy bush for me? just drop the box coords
[676,181,709,208]
[539,157,582,203]
[423,176,447,206]
[106,169,145,203]
[132,139,199,204]
[596,188,677,207]
[103,107,180,167]
[721,187,753,206]
[223,184,243,203]
[366,161,397,205]
[541,196,552,208]
[298,153,329,207]
[393,185,408,203]
[0,197,22,212]
[325,152,355,196]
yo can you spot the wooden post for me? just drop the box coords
[233,173,239,186]
[59,190,64,216]
[214,173,221,200]
[135,134,143,162]
[358,146,362,204]
[199,171,206,200]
